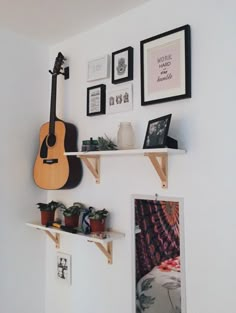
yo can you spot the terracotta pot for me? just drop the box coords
[64,215,79,228]
[90,218,106,232]
[41,211,55,225]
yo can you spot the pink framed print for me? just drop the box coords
[140,25,191,106]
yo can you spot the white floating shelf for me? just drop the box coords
[65,148,186,188]
[26,222,125,264]
[65,148,185,157]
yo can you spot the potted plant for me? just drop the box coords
[88,208,109,232]
[37,201,64,225]
[63,202,84,228]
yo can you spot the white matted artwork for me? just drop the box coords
[106,84,133,114]
[56,252,72,285]
[87,55,110,81]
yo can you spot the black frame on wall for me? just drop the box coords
[140,24,191,106]
[112,46,134,84]
[87,84,106,116]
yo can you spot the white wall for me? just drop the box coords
[0,30,48,313]
[46,1,236,313]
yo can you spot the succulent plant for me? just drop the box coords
[97,135,117,151]
[63,202,85,217]
[36,201,65,212]
[88,208,109,220]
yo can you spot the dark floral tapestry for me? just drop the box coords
[135,199,180,282]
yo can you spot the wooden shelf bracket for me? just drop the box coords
[144,152,168,188]
[80,155,100,183]
[27,223,124,265]
[90,241,113,264]
[44,230,60,249]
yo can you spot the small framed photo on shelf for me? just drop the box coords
[87,55,109,82]
[57,252,72,285]
[143,114,172,149]
[112,46,133,84]
[106,84,133,114]
[87,84,106,116]
[140,25,191,106]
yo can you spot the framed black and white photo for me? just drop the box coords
[106,83,133,114]
[87,55,109,82]
[143,114,172,149]
[141,25,191,106]
[57,252,72,285]
[87,84,106,116]
[112,46,133,84]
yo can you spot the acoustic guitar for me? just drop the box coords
[33,52,83,190]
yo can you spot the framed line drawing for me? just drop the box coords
[87,55,109,82]
[140,25,191,106]
[106,84,133,114]
[87,84,106,116]
[57,252,72,285]
[112,46,133,84]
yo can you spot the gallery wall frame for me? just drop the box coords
[106,83,133,114]
[140,24,191,106]
[87,55,109,82]
[112,46,134,84]
[131,194,186,313]
[57,252,72,285]
[87,84,106,116]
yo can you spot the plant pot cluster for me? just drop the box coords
[36,202,109,233]
[36,201,82,227]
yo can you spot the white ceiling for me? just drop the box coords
[0,0,149,44]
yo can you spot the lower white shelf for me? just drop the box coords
[26,222,125,265]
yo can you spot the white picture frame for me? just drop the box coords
[106,83,133,114]
[87,55,110,82]
[131,194,186,313]
[57,252,72,285]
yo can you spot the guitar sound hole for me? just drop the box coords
[47,134,56,147]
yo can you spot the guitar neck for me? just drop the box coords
[49,75,57,135]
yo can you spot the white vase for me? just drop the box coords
[117,122,135,150]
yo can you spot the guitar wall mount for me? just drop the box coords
[63,67,70,80]
[49,66,69,80]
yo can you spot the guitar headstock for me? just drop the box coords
[52,52,65,75]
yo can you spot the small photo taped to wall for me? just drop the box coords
[57,252,72,285]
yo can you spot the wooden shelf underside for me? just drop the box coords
[65,148,185,188]
[26,222,124,264]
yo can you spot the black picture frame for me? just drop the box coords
[112,46,133,84]
[87,84,106,116]
[143,114,172,149]
[140,25,191,106]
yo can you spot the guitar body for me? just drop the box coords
[33,52,83,190]
[34,120,82,190]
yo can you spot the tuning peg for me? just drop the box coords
[49,70,53,75]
